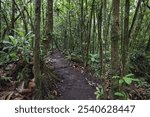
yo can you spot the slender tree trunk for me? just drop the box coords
[42,0,45,35]
[102,0,107,75]
[10,0,15,36]
[144,22,150,52]
[110,0,120,99]
[80,0,84,54]
[85,0,95,66]
[120,0,124,58]
[97,0,103,76]
[97,1,105,97]
[49,0,53,48]
[68,0,73,51]
[92,13,96,54]
[0,0,1,39]
[132,6,145,44]
[25,6,34,32]
[129,0,141,39]
[33,0,41,90]
[111,0,120,75]
[29,0,34,35]
[146,36,150,52]
[44,0,53,53]
[122,0,130,76]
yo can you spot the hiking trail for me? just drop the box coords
[49,50,96,100]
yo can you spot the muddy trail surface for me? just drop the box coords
[50,50,96,100]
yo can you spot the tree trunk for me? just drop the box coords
[97,0,103,76]
[41,0,45,35]
[129,0,141,39]
[0,0,1,39]
[120,0,124,60]
[122,0,130,76]
[68,0,74,51]
[97,0,105,98]
[102,0,107,75]
[85,0,95,66]
[10,0,15,36]
[33,0,41,90]
[111,0,120,76]
[146,36,150,52]
[44,0,53,52]
[80,0,84,55]
[110,0,120,99]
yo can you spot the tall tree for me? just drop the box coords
[97,0,103,76]
[44,0,53,53]
[80,0,84,51]
[146,36,150,52]
[102,0,107,75]
[110,0,120,99]
[68,0,73,51]
[111,0,120,76]
[10,0,15,36]
[85,0,95,66]
[33,0,41,90]
[122,0,130,75]
[129,0,141,39]
[0,0,1,39]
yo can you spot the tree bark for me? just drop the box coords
[80,0,84,54]
[68,0,73,51]
[110,0,120,99]
[85,0,95,66]
[111,0,120,76]
[10,0,15,36]
[146,36,150,52]
[0,0,1,39]
[33,0,41,89]
[44,0,53,52]
[122,0,130,75]
[97,0,103,76]
[129,0,141,39]
[102,0,107,75]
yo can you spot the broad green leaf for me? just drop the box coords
[114,92,125,97]
[123,77,132,85]
[126,73,134,78]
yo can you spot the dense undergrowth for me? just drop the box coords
[64,49,150,100]
[0,33,150,100]
[0,33,59,100]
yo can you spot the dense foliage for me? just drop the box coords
[0,0,150,99]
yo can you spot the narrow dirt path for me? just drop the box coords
[50,50,96,100]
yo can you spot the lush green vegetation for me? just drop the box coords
[0,0,150,99]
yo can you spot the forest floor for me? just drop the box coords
[49,49,96,100]
[0,49,96,100]
[1,49,150,100]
